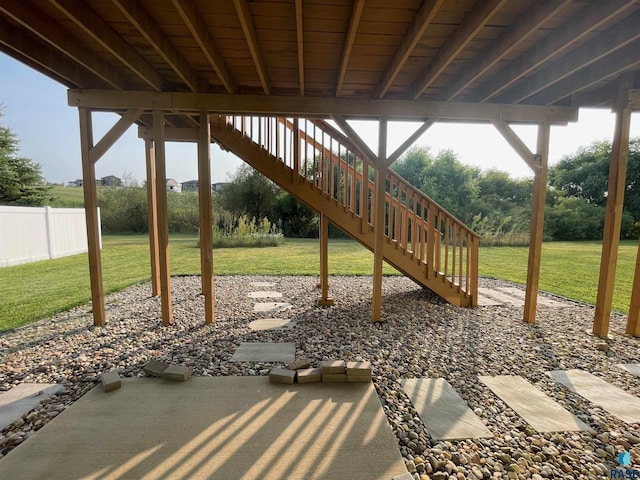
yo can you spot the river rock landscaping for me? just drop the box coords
[0,275,639,479]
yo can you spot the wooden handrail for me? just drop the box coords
[222,114,479,303]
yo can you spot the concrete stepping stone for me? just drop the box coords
[0,383,66,430]
[230,342,296,362]
[548,369,640,423]
[249,282,277,288]
[400,378,493,440]
[479,375,591,432]
[248,318,296,331]
[477,287,523,307]
[476,289,503,306]
[618,364,640,377]
[248,291,283,299]
[253,302,293,313]
[497,287,565,307]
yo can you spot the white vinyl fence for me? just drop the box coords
[0,206,101,267]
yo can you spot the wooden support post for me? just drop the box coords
[523,122,550,324]
[361,161,370,233]
[317,213,334,306]
[153,110,173,325]
[372,118,387,322]
[293,118,300,180]
[594,103,632,337]
[198,112,215,324]
[78,108,106,326]
[627,236,640,336]
[145,139,160,297]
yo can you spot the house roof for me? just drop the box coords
[0,1,639,126]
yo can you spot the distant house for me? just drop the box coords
[100,175,122,187]
[212,182,229,193]
[68,179,83,187]
[166,178,181,192]
[181,180,199,192]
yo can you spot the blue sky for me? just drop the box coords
[1,52,637,185]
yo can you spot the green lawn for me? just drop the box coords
[48,185,87,207]
[0,235,637,332]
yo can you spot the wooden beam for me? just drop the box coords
[571,84,614,109]
[386,120,435,167]
[331,116,378,164]
[70,90,579,123]
[145,139,160,297]
[336,0,365,97]
[470,0,637,102]
[317,213,334,306]
[372,118,387,322]
[49,0,164,90]
[439,0,571,101]
[0,4,125,88]
[411,0,508,100]
[153,110,174,324]
[295,0,305,96]
[78,108,106,326]
[499,12,640,104]
[524,41,640,106]
[0,19,97,89]
[198,112,214,324]
[0,45,75,89]
[138,126,197,142]
[628,89,640,110]
[492,120,537,172]
[374,0,444,99]
[171,0,236,94]
[89,109,143,164]
[112,0,200,92]
[627,236,640,337]
[593,103,633,337]
[233,0,270,95]
[523,122,550,324]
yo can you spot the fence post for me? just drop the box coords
[44,206,54,259]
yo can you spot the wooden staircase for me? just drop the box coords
[210,115,479,307]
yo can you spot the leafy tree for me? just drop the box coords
[272,191,318,238]
[391,145,431,188]
[549,138,640,224]
[421,149,480,222]
[476,169,531,208]
[0,113,51,206]
[219,164,279,220]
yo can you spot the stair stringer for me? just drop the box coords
[211,121,472,307]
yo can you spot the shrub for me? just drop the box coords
[197,213,284,248]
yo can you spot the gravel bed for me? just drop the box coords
[1,275,639,479]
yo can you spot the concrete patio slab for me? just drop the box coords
[248,291,283,299]
[249,282,277,288]
[479,375,592,432]
[249,318,296,331]
[0,378,406,480]
[400,378,493,440]
[253,302,293,313]
[548,369,640,423]
[230,342,296,362]
[497,287,565,307]
[0,383,65,431]
[618,364,640,377]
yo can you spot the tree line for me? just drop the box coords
[2,110,639,243]
[216,139,640,244]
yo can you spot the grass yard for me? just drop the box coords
[0,235,637,332]
[48,185,87,208]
